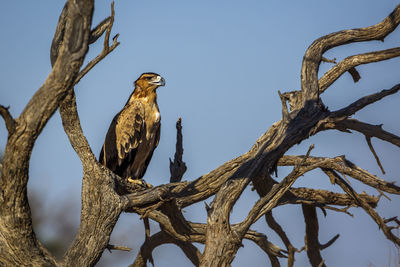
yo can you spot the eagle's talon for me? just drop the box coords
[127,177,152,189]
[127,177,143,185]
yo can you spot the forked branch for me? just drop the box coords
[319,47,400,93]
[75,2,120,85]
[301,4,400,101]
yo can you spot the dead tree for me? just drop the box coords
[1,1,400,266]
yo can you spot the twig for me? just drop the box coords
[365,136,385,174]
[89,17,112,44]
[348,67,361,83]
[74,2,120,85]
[322,205,353,217]
[278,90,290,123]
[321,57,336,64]
[384,216,400,228]
[106,244,132,252]
[319,234,340,250]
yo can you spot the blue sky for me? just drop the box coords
[1,1,400,266]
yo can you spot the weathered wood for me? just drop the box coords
[1,2,400,267]
[0,1,94,265]
[302,204,326,267]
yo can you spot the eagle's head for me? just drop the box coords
[135,73,165,93]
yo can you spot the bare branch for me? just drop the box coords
[333,172,400,246]
[0,105,16,136]
[244,230,287,267]
[265,212,298,267]
[0,1,94,264]
[321,205,353,217]
[285,187,379,208]
[74,2,120,85]
[279,155,400,195]
[278,90,291,123]
[319,234,340,250]
[301,4,400,101]
[89,17,111,44]
[331,83,400,118]
[170,118,187,182]
[106,244,132,252]
[332,119,400,148]
[365,136,385,174]
[321,57,336,64]
[319,47,400,93]
[59,91,96,165]
[302,204,326,267]
[131,231,202,267]
[122,184,174,211]
[239,145,315,233]
[347,67,361,83]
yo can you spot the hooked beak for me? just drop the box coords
[150,76,166,86]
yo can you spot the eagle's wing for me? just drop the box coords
[115,100,145,165]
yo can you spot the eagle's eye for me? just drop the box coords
[145,76,153,81]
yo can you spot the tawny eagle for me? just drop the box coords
[99,73,165,183]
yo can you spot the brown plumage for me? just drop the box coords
[99,73,165,181]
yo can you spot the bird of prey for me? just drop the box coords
[99,72,165,185]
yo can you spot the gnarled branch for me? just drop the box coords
[0,105,16,136]
[301,4,400,101]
